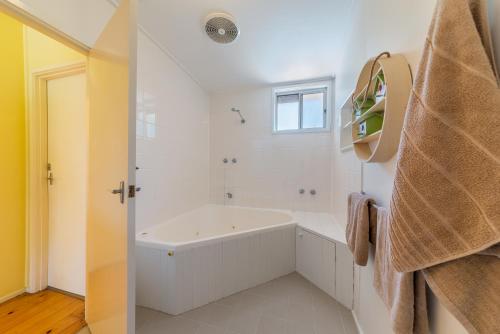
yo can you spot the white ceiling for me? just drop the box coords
[138,0,353,94]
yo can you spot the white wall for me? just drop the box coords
[332,0,500,333]
[136,31,210,232]
[210,86,333,212]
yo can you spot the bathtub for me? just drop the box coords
[136,205,296,315]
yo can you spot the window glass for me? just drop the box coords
[276,94,299,131]
[302,92,325,129]
[273,83,330,133]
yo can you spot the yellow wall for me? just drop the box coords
[24,26,85,71]
[0,12,86,301]
[0,12,26,300]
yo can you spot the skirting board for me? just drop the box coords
[0,288,25,304]
[352,310,365,334]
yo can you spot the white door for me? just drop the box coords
[86,0,137,332]
[47,72,87,296]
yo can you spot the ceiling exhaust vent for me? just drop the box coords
[204,13,239,44]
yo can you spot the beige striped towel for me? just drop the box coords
[388,0,500,332]
[373,207,428,334]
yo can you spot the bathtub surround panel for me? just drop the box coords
[136,31,210,232]
[137,225,295,315]
[210,86,333,212]
[135,205,357,317]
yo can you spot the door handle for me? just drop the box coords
[111,181,125,204]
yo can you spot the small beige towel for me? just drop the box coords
[423,251,500,334]
[388,0,500,332]
[346,193,373,266]
[374,207,429,334]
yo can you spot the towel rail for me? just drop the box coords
[360,191,382,210]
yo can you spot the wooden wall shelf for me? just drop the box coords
[351,54,412,162]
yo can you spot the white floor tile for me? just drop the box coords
[256,316,288,334]
[136,272,358,334]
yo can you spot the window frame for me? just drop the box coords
[272,80,332,134]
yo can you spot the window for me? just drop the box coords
[273,81,331,133]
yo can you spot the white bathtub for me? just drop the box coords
[136,205,296,315]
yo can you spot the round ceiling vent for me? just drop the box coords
[204,13,240,44]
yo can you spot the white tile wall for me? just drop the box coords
[210,86,333,212]
[136,32,210,231]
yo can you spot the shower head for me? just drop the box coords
[231,108,246,124]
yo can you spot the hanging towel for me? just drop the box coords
[373,207,429,334]
[346,192,373,266]
[389,0,500,272]
[423,251,500,334]
[388,0,500,332]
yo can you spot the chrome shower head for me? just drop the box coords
[231,108,246,124]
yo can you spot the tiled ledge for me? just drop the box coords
[293,211,347,245]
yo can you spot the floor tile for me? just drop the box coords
[256,315,288,334]
[182,303,233,327]
[136,306,166,330]
[261,297,289,319]
[137,316,199,334]
[136,272,358,334]
[285,319,317,334]
[225,307,261,334]
[195,323,227,334]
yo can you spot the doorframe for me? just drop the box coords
[26,61,87,293]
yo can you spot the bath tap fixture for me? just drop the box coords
[299,189,305,194]
[226,192,233,199]
[231,108,246,124]
[223,158,228,163]
[232,158,237,163]
[310,189,316,195]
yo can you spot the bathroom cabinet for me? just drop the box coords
[296,227,354,309]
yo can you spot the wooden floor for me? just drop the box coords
[0,290,86,334]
